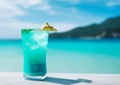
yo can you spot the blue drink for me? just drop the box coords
[21,29,48,80]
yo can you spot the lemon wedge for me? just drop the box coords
[41,23,57,31]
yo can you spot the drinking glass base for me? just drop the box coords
[23,74,47,81]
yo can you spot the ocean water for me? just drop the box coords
[0,39,120,74]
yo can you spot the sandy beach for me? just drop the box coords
[0,72,120,85]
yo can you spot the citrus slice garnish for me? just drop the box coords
[41,23,57,32]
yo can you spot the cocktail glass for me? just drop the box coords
[21,29,48,80]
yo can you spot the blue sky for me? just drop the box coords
[0,0,120,39]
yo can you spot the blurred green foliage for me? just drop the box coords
[50,16,120,38]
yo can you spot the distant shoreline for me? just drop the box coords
[50,16,120,39]
[0,38,120,42]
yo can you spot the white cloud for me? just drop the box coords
[106,1,120,7]
[35,4,58,15]
[0,19,41,39]
[0,0,56,17]
[87,0,97,2]
[0,0,59,39]
[0,0,107,39]
[0,19,77,39]
[15,0,57,15]
[14,0,47,8]
[50,22,77,32]
[5,0,45,8]
[0,0,25,18]
[18,0,43,8]
[58,0,81,4]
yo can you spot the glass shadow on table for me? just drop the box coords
[45,76,92,85]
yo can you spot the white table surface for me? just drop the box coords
[0,72,120,85]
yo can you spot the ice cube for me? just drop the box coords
[31,45,40,50]
[33,33,47,42]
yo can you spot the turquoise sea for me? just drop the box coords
[0,39,120,74]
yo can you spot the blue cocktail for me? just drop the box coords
[21,29,48,80]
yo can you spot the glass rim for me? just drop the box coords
[21,28,48,33]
